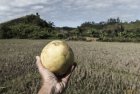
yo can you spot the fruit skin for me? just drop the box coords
[40,40,74,75]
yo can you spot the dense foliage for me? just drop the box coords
[0,14,140,42]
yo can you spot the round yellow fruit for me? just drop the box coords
[40,40,74,75]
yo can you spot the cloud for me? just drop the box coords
[31,5,44,10]
[0,6,10,11]
[10,0,47,7]
[0,0,140,27]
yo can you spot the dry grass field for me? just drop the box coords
[0,39,140,94]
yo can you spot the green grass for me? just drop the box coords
[0,39,140,94]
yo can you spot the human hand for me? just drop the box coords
[36,56,76,94]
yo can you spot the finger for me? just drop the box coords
[36,56,46,72]
[36,56,57,81]
[55,63,77,93]
[36,56,52,76]
[61,63,77,84]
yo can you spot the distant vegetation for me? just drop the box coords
[0,13,140,42]
[78,18,140,42]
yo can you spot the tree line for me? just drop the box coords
[0,14,140,42]
[76,18,140,42]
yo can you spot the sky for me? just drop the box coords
[0,0,140,27]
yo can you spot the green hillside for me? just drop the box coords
[0,13,55,39]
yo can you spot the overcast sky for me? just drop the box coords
[0,0,140,27]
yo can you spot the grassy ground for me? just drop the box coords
[0,39,140,94]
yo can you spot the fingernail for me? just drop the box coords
[36,56,39,60]
[35,56,37,59]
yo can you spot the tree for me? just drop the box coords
[0,24,12,38]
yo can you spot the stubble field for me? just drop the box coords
[0,39,140,94]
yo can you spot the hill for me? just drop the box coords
[0,13,54,39]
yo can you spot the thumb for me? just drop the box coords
[35,56,57,81]
[36,56,45,72]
